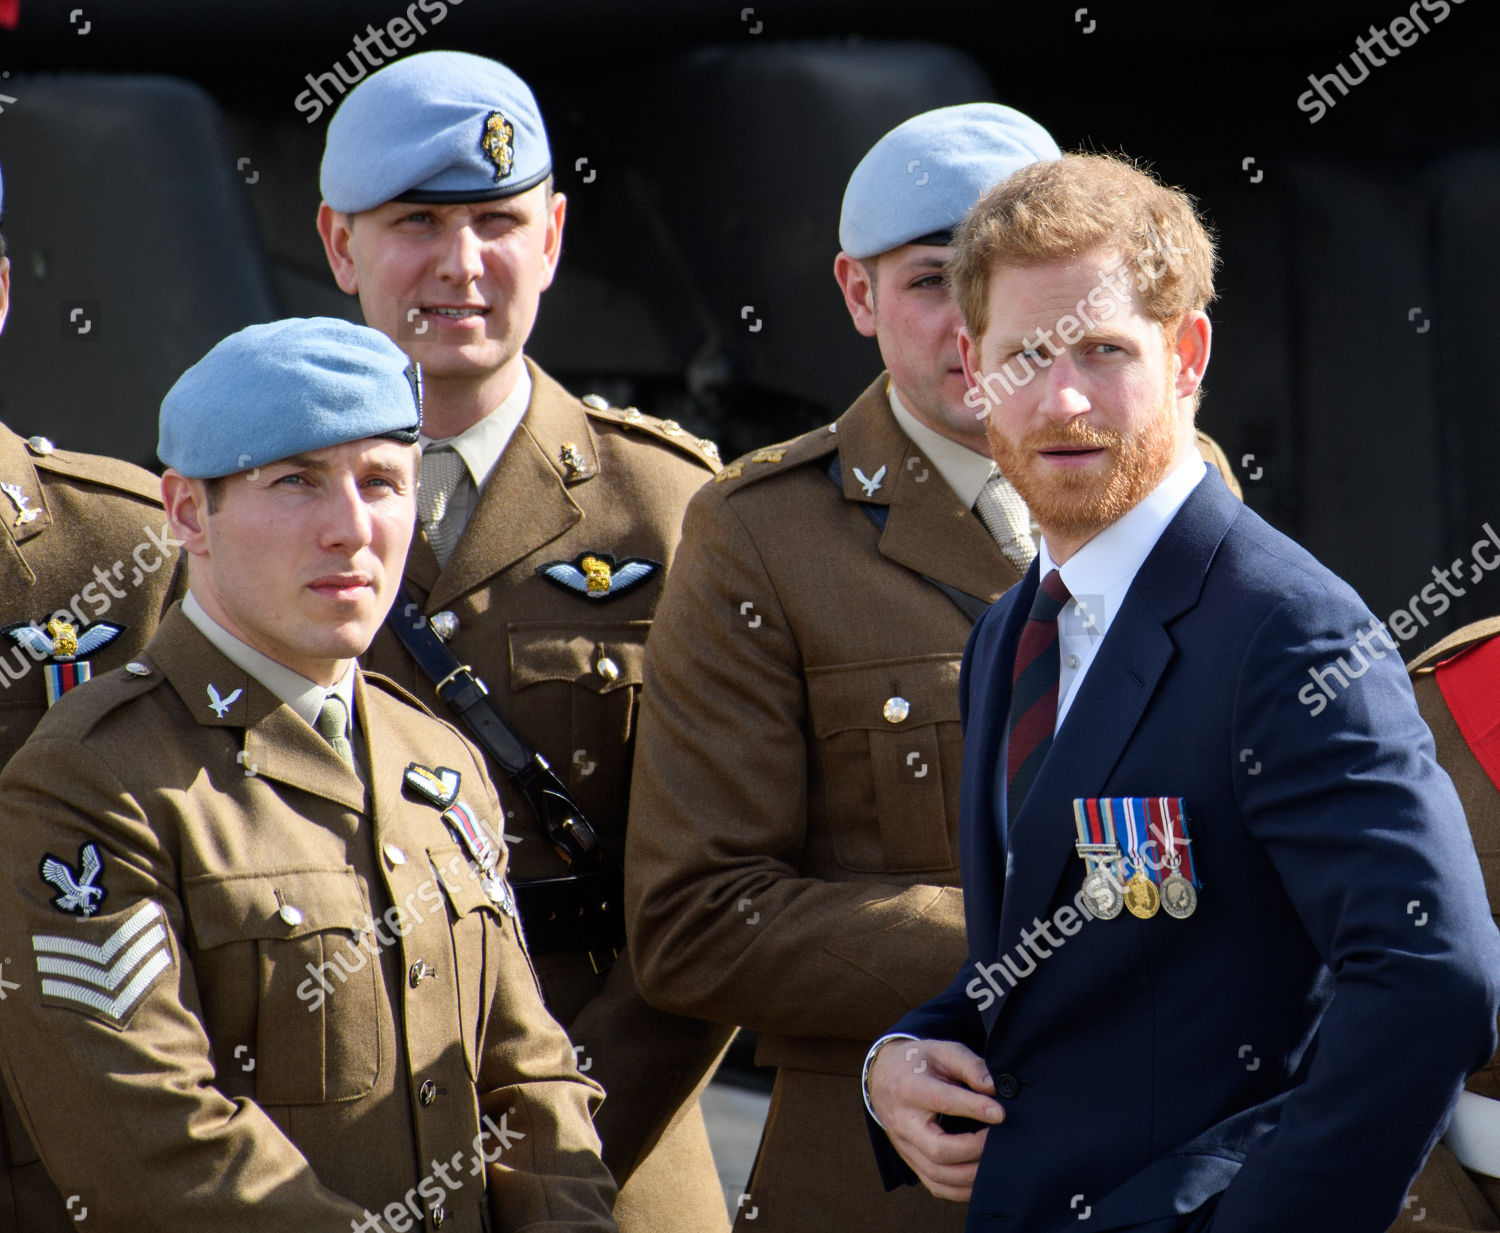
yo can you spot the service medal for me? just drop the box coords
[1161,873,1198,919]
[1123,870,1160,919]
[1081,867,1124,920]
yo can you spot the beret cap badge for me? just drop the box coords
[482,110,515,183]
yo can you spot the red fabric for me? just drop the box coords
[0,0,18,31]
[1436,634,1500,794]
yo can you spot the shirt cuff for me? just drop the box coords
[862,1032,919,1129]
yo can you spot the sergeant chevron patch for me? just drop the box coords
[33,900,173,1027]
[536,552,660,602]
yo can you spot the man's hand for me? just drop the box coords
[868,1037,1004,1202]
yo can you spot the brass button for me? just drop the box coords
[883,696,910,724]
[409,960,435,988]
[383,842,407,867]
[431,1205,446,1228]
[596,654,620,684]
[26,436,54,455]
[429,610,459,640]
[277,904,304,927]
[582,393,609,411]
[419,1079,439,1105]
[125,661,151,676]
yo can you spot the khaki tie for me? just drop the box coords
[418,445,466,567]
[974,471,1038,573]
[316,694,356,770]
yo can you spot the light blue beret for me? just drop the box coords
[839,102,1060,260]
[320,50,551,214]
[159,317,422,478]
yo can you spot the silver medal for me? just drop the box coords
[1081,868,1124,920]
[1160,873,1198,919]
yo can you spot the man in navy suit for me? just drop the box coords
[862,153,1500,1232]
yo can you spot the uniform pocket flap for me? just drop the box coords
[508,621,649,694]
[429,844,494,918]
[183,867,369,949]
[805,654,961,738]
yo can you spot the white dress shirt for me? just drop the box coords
[1042,451,1207,731]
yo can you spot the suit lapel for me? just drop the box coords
[150,607,366,814]
[987,470,1240,1013]
[835,380,1020,604]
[427,361,585,611]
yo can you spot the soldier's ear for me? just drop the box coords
[834,252,878,338]
[161,470,210,556]
[0,256,10,334]
[317,203,360,295]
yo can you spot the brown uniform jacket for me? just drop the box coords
[0,423,180,769]
[0,422,182,1230]
[362,360,731,1232]
[0,606,616,1233]
[625,376,1245,1233]
[1392,617,1500,1232]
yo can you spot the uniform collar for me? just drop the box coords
[887,383,996,510]
[419,361,533,492]
[181,590,356,731]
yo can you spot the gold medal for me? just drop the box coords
[1123,870,1160,919]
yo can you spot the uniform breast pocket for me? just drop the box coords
[183,867,380,1104]
[508,620,649,846]
[806,654,963,875]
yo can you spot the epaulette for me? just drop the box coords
[579,394,721,472]
[710,420,840,490]
[35,657,166,742]
[1409,617,1500,674]
[27,437,164,506]
[361,668,443,720]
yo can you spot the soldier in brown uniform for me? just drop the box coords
[313,53,728,1231]
[1394,615,1500,1232]
[625,106,1245,1232]
[0,160,183,1229]
[0,317,618,1232]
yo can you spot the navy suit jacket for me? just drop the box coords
[870,468,1500,1232]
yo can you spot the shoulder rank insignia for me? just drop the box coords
[40,842,108,917]
[0,481,40,526]
[536,552,661,602]
[404,763,462,809]
[3,618,126,706]
[751,448,787,464]
[482,110,515,182]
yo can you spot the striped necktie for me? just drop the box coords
[1006,569,1072,822]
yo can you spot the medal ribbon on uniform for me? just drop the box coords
[442,801,499,873]
[1112,798,1161,888]
[1150,797,1198,887]
[1072,796,1121,873]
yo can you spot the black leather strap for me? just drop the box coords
[384,585,600,868]
[826,456,991,624]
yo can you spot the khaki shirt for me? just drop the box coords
[625,375,1243,1232]
[0,607,616,1233]
[362,361,730,1229]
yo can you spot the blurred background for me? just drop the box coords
[2,0,1498,1207]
